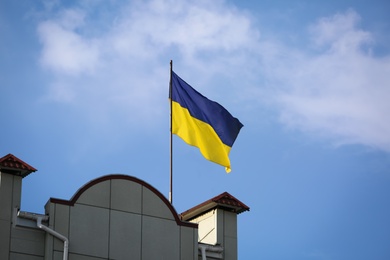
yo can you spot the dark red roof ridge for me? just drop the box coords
[0,153,37,172]
[212,191,250,209]
[180,191,250,221]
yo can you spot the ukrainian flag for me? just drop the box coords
[170,71,243,173]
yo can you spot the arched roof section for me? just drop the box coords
[50,174,196,228]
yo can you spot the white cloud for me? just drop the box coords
[36,0,258,122]
[38,0,258,72]
[38,9,100,75]
[36,1,390,152]
[267,10,390,151]
[309,9,373,53]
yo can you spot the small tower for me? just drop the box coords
[181,192,249,260]
[0,154,37,260]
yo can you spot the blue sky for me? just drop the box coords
[1,0,390,259]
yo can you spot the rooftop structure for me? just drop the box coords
[0,153,249,260]
[0,153,37,177]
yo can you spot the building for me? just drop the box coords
[0,153,249,260]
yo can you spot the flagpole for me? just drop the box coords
[169,60,173,204]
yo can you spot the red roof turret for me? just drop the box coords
[181,192,249,221]
[0,153,37,178]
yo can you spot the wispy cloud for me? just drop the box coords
[38,8,100,75]
[265,10,390,151]
[36,1,390,152]
[36,0,257,124]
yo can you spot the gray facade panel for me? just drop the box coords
[109,210,142,259]
[11,175,21,211]
[44,201,55,260]
[61,252,105,260]
[223,211,237,238]
[223,211,238,260]
[53,203,70,252]
[53,251,62,260]
[0,219,11,260]
[142,216,180,260]
[224,236,237,260]
[180,226,197,260]
[69,204,109,258]
[10,252,43,260]
[76,180,110,208]
[10,227,45,257]
[142,188,173,220]
[0,173,13,221]
[110,179,142,214]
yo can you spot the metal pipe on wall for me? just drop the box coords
[18,211,69,260]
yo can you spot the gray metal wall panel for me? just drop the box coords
[65,252,105,260]
[142,187,174,220]
[216,209,224,245]
[45,200,55,260]
[224,236,237,260]
[180,226,197,260]
[0,173,13,221]
[10,227,45,257]
[109,210,142,259]
[53,203,69,252]
[142,216,180,260]
[69,204,109,258]
[223,211,237,238]
[0,219,11,260]
[11,175,21,211]
[9,252,43,260]
[223,211,238,260]
[76,180,110,208]
[110,179,142,214]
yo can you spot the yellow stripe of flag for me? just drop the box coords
[170,71,243,172]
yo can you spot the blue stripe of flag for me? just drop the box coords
[170,71,243,147]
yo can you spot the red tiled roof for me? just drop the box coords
[181,192,250,221]
[0,153,37,177]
